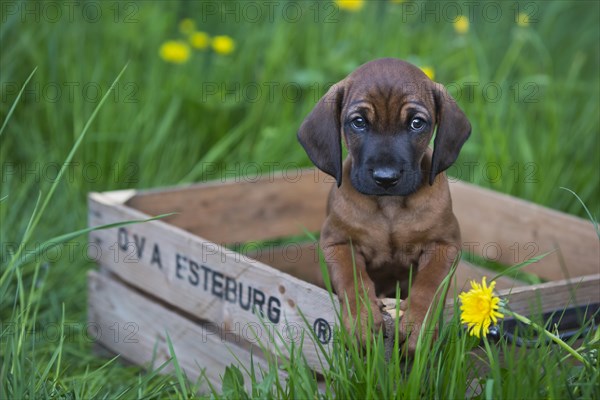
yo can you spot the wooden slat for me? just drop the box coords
[450,180,599,280]
[88,271,277,391]
[88,191,336,374]
[445,274,600,318]
[496,273,600,316]
[125,170,333,244]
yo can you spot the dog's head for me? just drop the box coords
[298,58,471,196]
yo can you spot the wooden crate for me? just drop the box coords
[87,169,599,390]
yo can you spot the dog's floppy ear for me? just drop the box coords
[430,83,471,185]
[297,81,346,186]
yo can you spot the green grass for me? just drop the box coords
[1,0,599,398]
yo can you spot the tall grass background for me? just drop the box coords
[1,0,598,398]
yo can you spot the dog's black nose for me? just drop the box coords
[372,168,400,189]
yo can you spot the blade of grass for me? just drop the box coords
[112,356,173,400]
[165,331,188,398]
[9,64,129,269]
[560,187,599,239]
[52,304,66,392]
[490,252,553,283]
[0,67,37,138]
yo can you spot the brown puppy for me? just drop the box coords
[297,58,471,354]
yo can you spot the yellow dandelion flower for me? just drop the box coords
[335,0,364,12]
[516,12,530,27]
[190,31,210,49]
[179,18,196,35]
[459,277,504,338]
[420,66,435,81]
[212,35,235,55]
[459,279,590,368]
[454,15,469,34]
[159,41,190,64]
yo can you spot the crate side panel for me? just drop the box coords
[88,194,336,373]
[88,271,276,392]
[450,181,599,280]
[125,170,332,244]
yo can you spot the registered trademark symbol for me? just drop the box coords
[313,318,331,344]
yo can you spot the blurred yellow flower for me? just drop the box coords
[421,66,435,80]
[179,18,196,35]
[516,12,530,27]
[159,41,190,64]
[335,0,364,12]
[459,277,504,338]
[212,35,235,55]
[190,31,210,49]
[454,15,469,34]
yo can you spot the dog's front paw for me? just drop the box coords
[342,300,384,346]
[398,322,418,355]
[398,311,437,356]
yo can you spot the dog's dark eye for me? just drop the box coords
[350,117,367,130]
[410,117,426,132]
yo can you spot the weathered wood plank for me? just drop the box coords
[445,274,600,318]
[88,191,337,374]
[450,180,599,280]
[496,273,600,316]
[87,271,277,392]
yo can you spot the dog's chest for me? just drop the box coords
[361,230,424,271]
[355,207,434,271]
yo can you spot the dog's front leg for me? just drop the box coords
[399,243,459,355]
[322,242,384,345]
